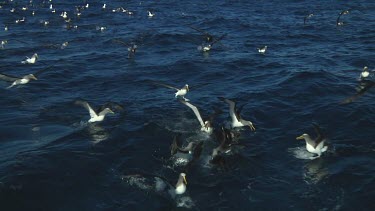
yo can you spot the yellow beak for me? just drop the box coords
[183,176,187,185]
[296,135,304,140]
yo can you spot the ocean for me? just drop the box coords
[0,0,374,210]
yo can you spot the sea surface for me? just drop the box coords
[0,0,375,210]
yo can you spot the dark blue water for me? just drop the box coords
[1,0,375,210]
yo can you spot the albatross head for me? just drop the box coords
[24,74,37,80]
[175,173,187,195]
[102,108,115,115]
[241,120,255,131]
[296,133,310,140]
[184,84,189,91]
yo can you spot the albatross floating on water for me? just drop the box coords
[75,100,115,123]
[296,123,328,159]
[257,46,267,54]
[218,97,255,131]
[359,66,372,80]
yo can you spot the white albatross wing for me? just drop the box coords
[179,100,205,127]
[76,100,98,118]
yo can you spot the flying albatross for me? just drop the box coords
[75,100,115,123]
[296,123,328,158]
[198,33,227,52]
[150,81,209,101]
[218,97,256,131]
[150,81,190,100]
[21,53,38,64]
[179,99,221,134]
[0,66,53,88]
[113,39,137,59]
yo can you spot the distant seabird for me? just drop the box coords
[147,10,155,17]
[336,9,350,26]
[15,17,26,24]
[75,100,115,123]
[179,99,219,134]
[218,97,256,131]
[359,66,371,80]
[96,26,106,32]
[4,25,8,31]
[198,33,227,52]
[341,79,375,104]
[21,53,38,64]
[303,13,314,25]
[257,46,267,54]
[102,4,106,10]
[112,39,137,58]
[60,11,68,19]
[296,123,328,158]
[0,40,7,49]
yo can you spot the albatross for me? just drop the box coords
[257,46,267,54]
[198,33,227,52]
[112,39,137,58]
[151,81,190,100]
[359,66,371,80]
[218,97,256,130]
[75,100,115,123]
[0,66,52,88]
[303,13,314,25]
[296,123,328,158]
[21,53,38,64]
[122,172,188,196]
[179,99,220,134]
[336,9,350,26]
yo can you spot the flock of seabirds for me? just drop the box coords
[0,0,374,204]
